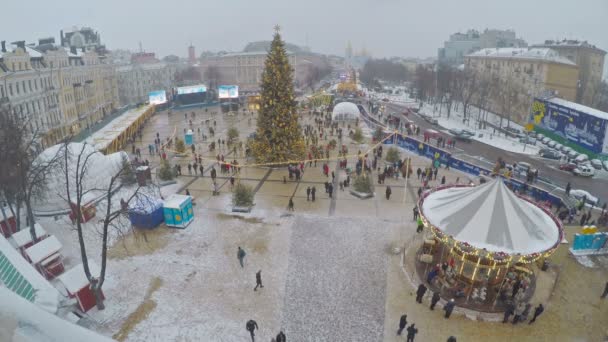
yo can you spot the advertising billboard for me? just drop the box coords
[177,85,207,95]
[531,98,608,154]
[218,85,239,99]
[148,90,167,105]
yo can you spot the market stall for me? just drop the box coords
[417,178,563,311]
[9,223,49,258]
[24,235,64,280]
[57,261,103,313]
[0,206,17,238]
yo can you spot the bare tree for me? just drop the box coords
[455,70,478,124]
[0,104,60,241]
[60,142,142,310]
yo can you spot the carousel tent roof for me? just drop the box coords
[421,179,561,255]
[331,102,359,121]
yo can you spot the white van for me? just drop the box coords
[573,165,595,177]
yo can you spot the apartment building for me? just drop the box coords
[116,62,177,106]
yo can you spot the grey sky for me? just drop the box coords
[2,0,607,59]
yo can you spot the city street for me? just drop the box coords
[386,102,608,205]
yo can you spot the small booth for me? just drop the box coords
[10,223,49,258]
[129,197,164,230]
[69,192,97,224]
[58,261,103,313]
[185,129,194,146]
[25,235,64,280]
[0,207,17,238]
[135,166,152,186]
[163,194,194,229]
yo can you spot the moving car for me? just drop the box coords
[573,165,595,177]
[558,163,577,172]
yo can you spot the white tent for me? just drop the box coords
[331,102,359,122]
[420,179,561,255]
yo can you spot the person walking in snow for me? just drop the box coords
[416,217,424,233]
[430,291,441,310]
[306,186,311,201]
[416,168,422,180]
[311,186,316,202]
[288,197,295,211]
[529,304,544,324]
[254,270,264,291]
[406,323,418,342]
[237,247,246,268]
[416,283,427,303]
[386,186,392,200]
[443,299,456,319]
[602,281,608,299]
[246,319,258,342]
[503,301,515,323]
[275,331,286,342]
[397,314,407,335]
[413,206,419,221]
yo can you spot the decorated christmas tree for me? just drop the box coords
[251,26,305,164]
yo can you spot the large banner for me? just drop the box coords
[177,85,207,95]
[148,90,167,105]
[218,85,239,99]
[531,98,608,154]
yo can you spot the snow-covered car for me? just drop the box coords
[562,146,573,154]
[448,128,464,135]
[429,118,439,125]
[541,137,551,144]
[573,165,595,177]
[569,189,599,205]
[539,149,562,160]
[590,159,603,170]
[536,133,544,140]
[604,160,608,171]
[567,150,579,159]
[547,141,557,148]
[554,143,563,151]
[574,154,589,164]
[519,136,537,145]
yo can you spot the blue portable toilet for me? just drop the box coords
[185,129,194,146]
[163,194,194,229]
[128,197,164,229]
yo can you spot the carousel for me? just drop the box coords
[416,178,563,312]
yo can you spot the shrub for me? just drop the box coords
[328,139,337,150]
[353,173,374,194]
[120,155,137,185]
[373,127,385,142]
[175,138,186,154]
[227,127,239,144]
[232,182,254,207]
[386,147,401,163]
[158,159,175,181]
[352,127,364,143]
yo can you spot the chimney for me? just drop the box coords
[1,41,5,53]
[60,30,64,46]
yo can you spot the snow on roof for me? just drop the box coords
[57,261,100,294]
[163,194,191,209]
[332,102,360,119]
[0,287,113,342]
[116,62,169,72]
[0,235,59,313]
[85,105,153,151]
[421,179,561,254]
[10,223,47,249]
[129,195,163,214]
[467,48,576,66]
[25,45,43,58]
[25,236,62,265]
[544,96,608,121]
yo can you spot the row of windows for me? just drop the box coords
[0,77,54,98]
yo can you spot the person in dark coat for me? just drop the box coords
[276,331,286,342]
[417,187,423,197]
[246,319,258,342]
[311,186,316,201]
[416,168,422,179]
[288,197,294,211]
[406,323,418,342]
[529,304,544,324]
[443,299,455,318]
[565,182,571,196]
[306,186,311,201]
[397,314,407,335]
[413,206,419,221]
[602,281,608,299]
[328,183,333,198]
[386,186,392,200]
[254,270,264,291]
[416,284,427,303]
[430,291,441,310]
[441,175,446,185]
[210,166,217,181]
[503,301,515,323]
[237,247,246,268]
[447,337,457,342]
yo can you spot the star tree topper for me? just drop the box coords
[274,24,281,33]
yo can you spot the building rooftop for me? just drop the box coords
[467,48,576,66]
[534,39,606,54]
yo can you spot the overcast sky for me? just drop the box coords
[2,0,607,60]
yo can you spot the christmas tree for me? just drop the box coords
[251,26,305,164]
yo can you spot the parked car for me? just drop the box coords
[541,137,551,144]
[559,163,577,172]
[429,118,439,125]
[562,146,573,154]
[590,159,603,170]
[604,160,608,171]
[547,140,557,148]
[519,136,537,145]
[540,149,562,160]
[567,150,580,159]
[554,143,563,151]
[382,98,390,102]
[448,128,464,135]
[573,165,595,177]
[574,154,589,164]
[570,189,599,205]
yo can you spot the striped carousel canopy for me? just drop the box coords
[420,179,561,255]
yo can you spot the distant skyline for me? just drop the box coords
[1,0,607,63]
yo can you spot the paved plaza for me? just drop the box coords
[52,106,608,341]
